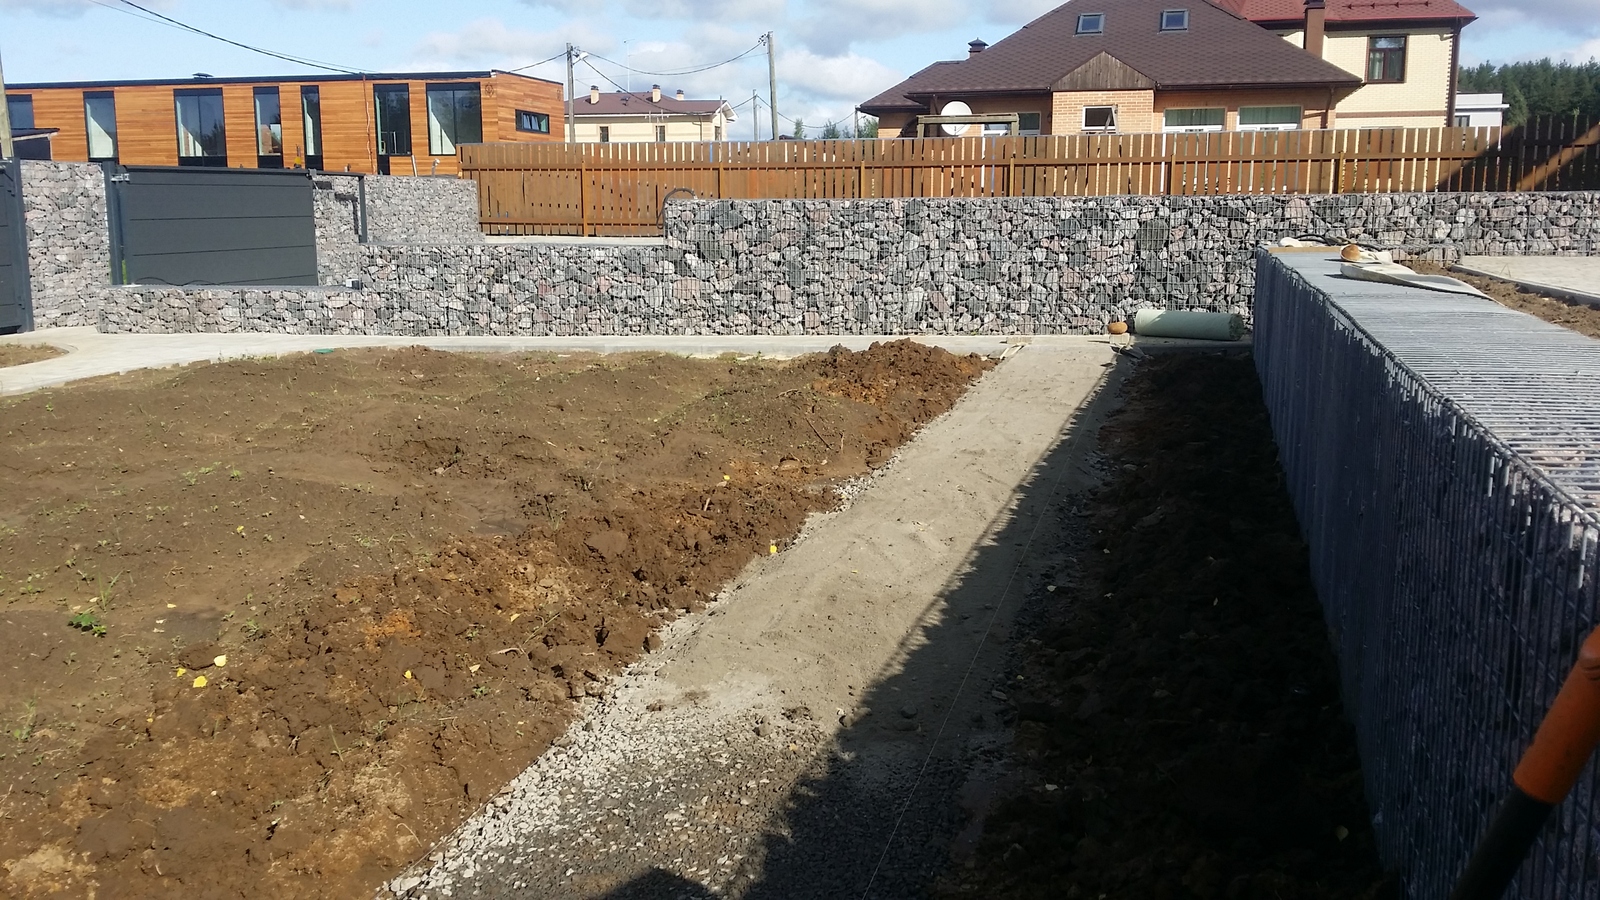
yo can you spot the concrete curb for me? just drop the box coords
[1452,265,1600,308]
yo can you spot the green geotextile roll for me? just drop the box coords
[1133,309,1247,342]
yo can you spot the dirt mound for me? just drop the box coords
[936,354,1391,899]
[0,340,993,899]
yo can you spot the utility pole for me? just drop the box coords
[0,48,14,160]
[565,43,577,144]
[752,91,759,141]
[766,32,779,141]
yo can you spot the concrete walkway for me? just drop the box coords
[0,327,1230,398]
[1456,255,1600,306]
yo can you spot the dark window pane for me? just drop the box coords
[85,92,118,161]
[254,87,283,157]
[175,88,227,161]
[6,95,35,130]
[301,86,323,161]
[516,110,550,134]
[1084,106,1116,130]
[1077,13,1104,33]
[427,83,482,155]
[375,84,412,156]
[1161,9,1188,30]
[1018,112,1042,134]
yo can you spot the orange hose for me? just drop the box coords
[1513,626,1600,805]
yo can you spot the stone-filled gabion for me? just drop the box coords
[15,156,1594,337]
[21,161,111,329]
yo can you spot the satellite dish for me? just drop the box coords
[940,101,973,136]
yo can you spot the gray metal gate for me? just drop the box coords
[0,158,34,334]
[106,166,317,287]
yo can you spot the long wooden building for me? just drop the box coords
[5,70,565,176]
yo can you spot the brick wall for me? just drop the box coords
[1051,90,1156,134]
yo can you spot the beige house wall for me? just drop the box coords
[1155,88,1340,130]
[1050,90,1156,135]
[574,113,731,143]
[1279,27,1456,127]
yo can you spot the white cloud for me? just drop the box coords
[618,0,786,21]
[1466,0,1600,30]
[408,17,616,71]
[1557,36,1600,63]
[781,46,900,101]
[792,0,967,50]
[982,0,1066,26]
[0,0,170,14]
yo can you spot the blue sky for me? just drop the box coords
[1,0,1596,133]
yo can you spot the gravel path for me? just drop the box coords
[385,342,1126,900]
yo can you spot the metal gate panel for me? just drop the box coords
[109,166,316,287]
[0,159,34,334]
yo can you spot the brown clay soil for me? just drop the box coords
[936,354,1395,900]
[0,340,992,900]
[0,345,65,369]
[1411,261,1600,339]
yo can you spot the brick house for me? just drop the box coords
[1215,0,1478,128]
[859,0,1365,137]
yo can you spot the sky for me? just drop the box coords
[1,0,1597,135]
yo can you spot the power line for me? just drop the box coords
[506,51,568,74]
[585,41,766,79]
[98,0,367,74]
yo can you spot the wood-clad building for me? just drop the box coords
[5,70,564,176]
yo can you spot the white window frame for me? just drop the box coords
[1162,107,1224,133]
[1082,105,1118,133]
[1237,106,1303,132]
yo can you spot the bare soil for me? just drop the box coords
[936,354,1394,900]
[1411,261,1600,339]
[0,340,992,899]
[0,345,65,369]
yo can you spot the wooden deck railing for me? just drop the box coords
[459,117,1600,237]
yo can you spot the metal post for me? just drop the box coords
[0,49,14,160]
[566,43,576,144]
[766,32,779,142]
[752,91,759,142]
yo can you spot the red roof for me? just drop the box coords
[1212,0,1476,25]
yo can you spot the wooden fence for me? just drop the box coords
[459,117,1600,237]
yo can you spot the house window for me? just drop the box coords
[655,125,667,143]
[5,95,34,130]
[1160,9,1189,30]
[1163,108,1224,132]
[1455,115,1471,127]
[516,110,550,134]
[1238,106,1303,131]
[301,86,323,170]
[174,88,227,167]
[599,125,611,143]
[1082,106,1117,132]
[1077,13,1105,34]
[374,84,412,157]
[426,83,483,155]
[1368,36,1407,83]
[714,125,724,141]
[982,113,1043,137]
[84,92,118,162]
[254,86,284,167]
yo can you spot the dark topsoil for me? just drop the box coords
[0,345,65,369]
[936,354,1395,900]
[1410,261,1600,339]
[0,340,991,900]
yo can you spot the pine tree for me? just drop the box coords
[792,119,806,140]
[820,121,842,139]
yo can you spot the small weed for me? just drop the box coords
[243,618,263,639]
[229,469,243,480]
[68,612,107,637]
[10,700,37,743]
[471,685,490,699]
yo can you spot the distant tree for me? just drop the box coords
[1458,58,1600,127]
[793,119,806,140]
[857,117,879,139]
[820,121,842,139]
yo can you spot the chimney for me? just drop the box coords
[589,85,600,104]
[1304,0,1326,57]
[968,39,988,58]
[651,84,662,103]
[676,89,686,101]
